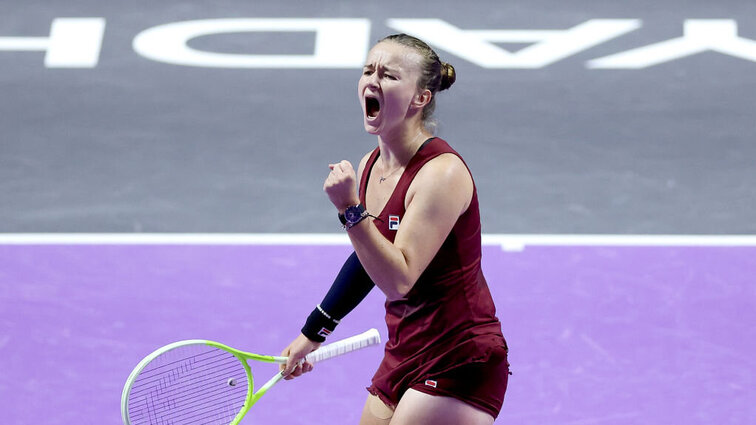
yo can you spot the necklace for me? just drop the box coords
[378,165,403,183]
[378,130,426,183]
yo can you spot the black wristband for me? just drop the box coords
[300,251,374,342]
[301,305,340,343]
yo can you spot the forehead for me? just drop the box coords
[364,41,423,72]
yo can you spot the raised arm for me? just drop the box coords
[325,153,473,301]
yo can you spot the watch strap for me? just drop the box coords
[339,204,372,230]
[345,210,369,229]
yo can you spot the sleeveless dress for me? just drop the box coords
[361,137,509,416]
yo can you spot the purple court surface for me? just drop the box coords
[1,236,754,425]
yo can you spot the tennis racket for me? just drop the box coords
[121,328,381,425]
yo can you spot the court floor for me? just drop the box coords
[3,2,755,424]
[1,235,754,424]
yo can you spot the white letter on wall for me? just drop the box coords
[0,18,105,68]
[133,19,370,68]
[588,20,756,69]
[386,19,641,68]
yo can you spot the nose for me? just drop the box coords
[365,72,379,89]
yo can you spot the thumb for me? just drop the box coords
[282,356,296,374]
[282,357,304,378]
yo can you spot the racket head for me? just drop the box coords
[121,340,253,425]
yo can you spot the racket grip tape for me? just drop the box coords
[305,328,381,363]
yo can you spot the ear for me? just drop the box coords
[411,88,432,110]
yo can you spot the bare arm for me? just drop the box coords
[325,153,472,301]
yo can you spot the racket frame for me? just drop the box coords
[121,329,380,425]
[121,339,286,425]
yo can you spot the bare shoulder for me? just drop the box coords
[407,153,473,214]
[415,153,471,187]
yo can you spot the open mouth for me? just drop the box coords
[365,96,380,119]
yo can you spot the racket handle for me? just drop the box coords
[305,328,381,364]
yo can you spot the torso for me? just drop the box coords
[360,137,507,407]
[362,139,469,218]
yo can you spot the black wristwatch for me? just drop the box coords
[338,204,369,229]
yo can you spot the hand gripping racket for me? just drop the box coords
[121,328,381,425]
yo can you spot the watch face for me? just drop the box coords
[344,205,364,223]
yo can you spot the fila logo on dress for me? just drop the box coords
[388,215,400,231]
[424,380,438,388]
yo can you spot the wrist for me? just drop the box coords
[339,204,375,230]
[301,304,340,342]
[336,199,361,214]
[300,332,321,344]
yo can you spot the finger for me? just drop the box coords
[336,160,352,172]
[324,176,337,190]
[282,362,299,380]
[281,358,298,376]
[279,349,291,372]
[284,352,307,371]
[291,364,304,377]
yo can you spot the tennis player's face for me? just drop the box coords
[358,42,424,135]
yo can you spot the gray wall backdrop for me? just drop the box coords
[2,1,755,234]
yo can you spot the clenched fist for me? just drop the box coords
[324,160,360,211]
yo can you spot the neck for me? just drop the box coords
[377,123,430,169]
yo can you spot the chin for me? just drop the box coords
[363,119,381,135]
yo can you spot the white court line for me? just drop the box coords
[0,233,350,245]
[1,233,756,250]
[483,234,756,251]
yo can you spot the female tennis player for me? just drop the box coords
[281,34,509,425]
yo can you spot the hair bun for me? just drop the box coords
[439,62,456,91]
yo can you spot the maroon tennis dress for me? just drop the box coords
[361,137,509,418]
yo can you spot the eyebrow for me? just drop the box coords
[363,64,400,73]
